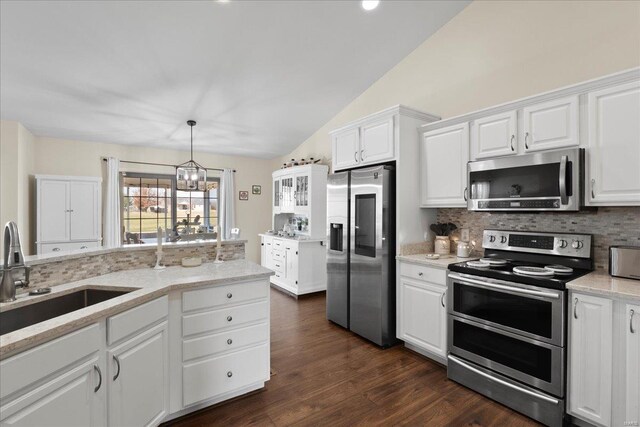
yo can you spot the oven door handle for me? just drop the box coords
[559,155,568,205]
[448,273,561,299]
[448,355,560,405]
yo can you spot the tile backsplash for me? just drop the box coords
[437,207,640,270]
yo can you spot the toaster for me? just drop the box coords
[609,246,640,280]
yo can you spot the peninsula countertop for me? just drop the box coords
[396,254,478,269]
[0,260,272,359]
[567,271,640,301]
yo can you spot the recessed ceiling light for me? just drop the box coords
[362,0,379,11]
[217,0,229,3]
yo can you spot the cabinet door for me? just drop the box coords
[360,116,394,164]
[588,81,640,206]
[523,96,579,152]
[0,357,105,427]
[294,173,310,212]
[332,128,360,171]
[38,179,70,243]
[626,303,640,426]
[108,322,169,427]
[420,122,469,207]
[285,244,298,289]
[280,176,294,213]
[398,277,447,358]
[70,181,100,241]
[569,293,613,427]
[273,178,281,212]
[472,111,517,159]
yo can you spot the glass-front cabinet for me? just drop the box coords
[295,174,309,211]
[280,175,294,212]
[273,178,281,212]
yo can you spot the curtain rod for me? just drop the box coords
[101,158,236,172]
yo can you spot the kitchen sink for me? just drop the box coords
[0,289,131,336]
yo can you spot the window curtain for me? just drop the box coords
[219,168,235,240]
[103,157,121,247]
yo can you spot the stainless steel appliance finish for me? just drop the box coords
[610,246,640,280]
[468,148,584,211]
[447,229,593,427]
[326,165,396,347]
[0,221,31,303]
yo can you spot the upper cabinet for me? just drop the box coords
[522,96,579,152]
[587,81,640,206]
[330,105,439,172]
[421,123,469,208]
[472,111,517,159]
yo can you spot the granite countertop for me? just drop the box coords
[0,260,272,359]
[259,233,325,243]
[567,271,640,301]
[396,254,478,269]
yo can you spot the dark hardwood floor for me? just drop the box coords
[167,289,540,426]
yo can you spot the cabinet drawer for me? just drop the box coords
[39,241,100,254]
[272,250,284,261]
[272,260,285,273]
[108,295,168,345]
[399,262,446,285]
[183,322,268,361]
[272,239,284,250]
[183,344,269,407]
[0,324,100,400]
[182,280,268,312]
[182,301,268,337]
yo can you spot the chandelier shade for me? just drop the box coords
[176,120,207,191]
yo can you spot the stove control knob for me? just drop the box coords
[557,239,568,249]
[489,235,496,243]
[572,240,584,250]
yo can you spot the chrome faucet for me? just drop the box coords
[0,221,31,302]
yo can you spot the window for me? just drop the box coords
[121,172,219,245]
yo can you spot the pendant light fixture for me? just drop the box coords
[176,120,207,191]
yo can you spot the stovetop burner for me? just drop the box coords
[513,266,556,277]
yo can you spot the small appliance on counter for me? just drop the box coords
[610,246,640,280]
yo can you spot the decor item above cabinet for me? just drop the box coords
[420,122,469,208]
[586,80,640,206]
[36,175,102,254]
[330,105,439,172]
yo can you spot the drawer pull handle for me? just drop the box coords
[227,316,233,322]
[227,293,232,299]
[52,247,61,252]
[80,246,88,249]
[113,355,121,381]
[418,272,423,277]
[227,371,233,378]
[227,338,233,345]
[631,309,636,334]
[573,298,578,319]
[94,365,102,393]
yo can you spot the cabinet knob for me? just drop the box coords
[418,272,423,277]
[52,247,61,252]
[227,371,233,378]
[227,316,233,322]
[227,338,233,345]
[227,293,232,299]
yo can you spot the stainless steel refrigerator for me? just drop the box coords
[326,165,396,347]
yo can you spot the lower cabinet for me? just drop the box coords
[568,292,640,427]
[107,322,169,427]
[397,261,447,363]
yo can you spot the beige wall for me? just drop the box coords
[276,0,640,167]
[1,122,272,262]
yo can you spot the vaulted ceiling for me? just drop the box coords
[0,1,469,158]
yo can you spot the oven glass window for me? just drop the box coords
[469,162,572,200]
[453,282,553,338]
[453,320,552,383]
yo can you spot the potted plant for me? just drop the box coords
[430,223,458,255]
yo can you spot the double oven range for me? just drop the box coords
[446,229,593,426]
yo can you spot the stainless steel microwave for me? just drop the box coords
[467,148,584,211]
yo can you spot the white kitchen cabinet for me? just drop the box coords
[625,303,640,427]
[108,322,169,427]
[587,80,640,206]
[360,116,395,164]
[279,175,295,213]
[332,127,360,170]
[420,122,469,208]
[522,96,579,152]
[294,172,310,213]
[0,324,105,427]
[471,110,517,159]
[284,242,299,290]
[36,175,102,254]
[568,292,613,427]
[397,261,448,364]
[272,177,281,213]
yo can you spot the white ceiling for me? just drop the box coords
[0,0,469,159]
